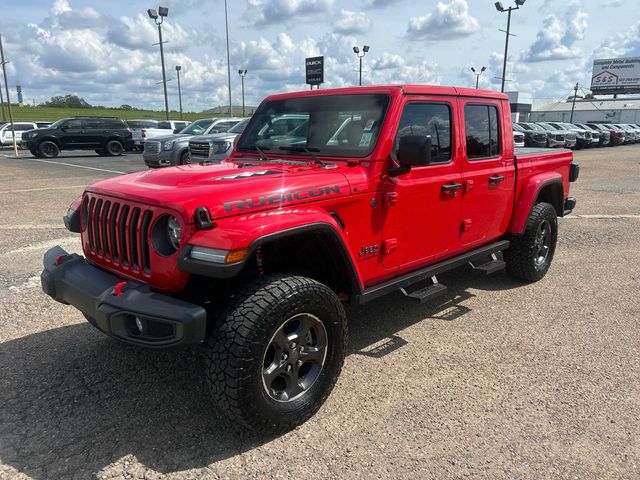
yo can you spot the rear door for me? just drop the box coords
[459,100,514,247]
[381,99,463,268]
[82,118,106,147]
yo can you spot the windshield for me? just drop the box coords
[228,118,249,134]
[180,119,215,135]
[538,123,557,131]
[49,118,71,129]
[237,94,390,158]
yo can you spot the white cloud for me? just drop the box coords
[407,0,479,41]
[245,0,335,27]
[333,10,372,35]
[523,2,588,62]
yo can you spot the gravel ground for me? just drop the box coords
[0,147,639,479]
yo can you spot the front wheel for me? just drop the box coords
[203,275,347,435]
[38,141,59,158]
[504,202,558,282]
[179,150,191,165]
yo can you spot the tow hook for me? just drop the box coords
[113,281,128,297]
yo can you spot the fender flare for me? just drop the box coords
[508,173,563,234]
[178,215,363,294]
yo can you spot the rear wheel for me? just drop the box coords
[38,141,59,158]
[505,202,558,282]
[105,140,124,156]
[203,275,347,435]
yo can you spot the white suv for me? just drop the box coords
[0,122,38,146]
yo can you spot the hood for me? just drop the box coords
[87,160,352,222]
[192,132,240,142]
[146,133,193,142]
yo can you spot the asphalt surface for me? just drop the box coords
[0,146,639,479]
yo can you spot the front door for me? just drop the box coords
[459,100,514,246]
[382,100,463,269]
[60,119,85,149]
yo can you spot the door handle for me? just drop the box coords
[488,175,505,184]
[441,182,463,193]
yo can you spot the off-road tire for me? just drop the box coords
[203,275,347,435]
[179,150,191,165]
[38,140,60,158]
[105,140,124,156]
[505,202,558,282]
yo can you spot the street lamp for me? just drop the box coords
[175,65,183,120]
[495,0,525,93]
[470,66,486,89]
[238,69,247,117]
[353,45,370,86]
[147,6,170,119]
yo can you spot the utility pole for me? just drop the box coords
[570,82,579,123]
[0,33,18,157]
[0,77,5,121]
[224,0,232,117]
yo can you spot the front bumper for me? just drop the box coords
[41,246,207,347]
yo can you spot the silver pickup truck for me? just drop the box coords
[143,117,242,167]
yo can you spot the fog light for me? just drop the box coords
[135,317,144,335]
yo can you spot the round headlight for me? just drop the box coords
[167,216,181,250]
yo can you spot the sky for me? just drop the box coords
[1,0,639,112]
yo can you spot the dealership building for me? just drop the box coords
[530,98,640,123]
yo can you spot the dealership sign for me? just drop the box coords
[591,57,640,94]
[305,56,324,86]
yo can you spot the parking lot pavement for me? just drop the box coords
[1,147,639,479]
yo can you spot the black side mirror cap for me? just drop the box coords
[390,135,432,176]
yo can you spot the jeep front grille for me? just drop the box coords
[144,141,161,154]
[189,141,210,158]
[84,195,153,273]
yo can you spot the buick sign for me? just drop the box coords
[305,56,324,85]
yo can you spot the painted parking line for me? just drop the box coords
[12,156,126,175]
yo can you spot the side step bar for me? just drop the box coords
[358,240,510,305]
[400,276,448,304]
[469,253,506,275]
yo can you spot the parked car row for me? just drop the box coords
[4,115,244,159]
[514,121,640,149]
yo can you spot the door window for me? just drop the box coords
[464,104,501,159]
[65,119,83,129]
[394,103,452,164]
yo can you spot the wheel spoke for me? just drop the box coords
[263,360,287,386]
[299,345,324,363]
[282,371,305,400]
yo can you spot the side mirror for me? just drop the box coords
[390,135,432,176]
[60,126,68,132]
[174,128,181,134]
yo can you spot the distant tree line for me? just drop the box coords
[39,95,145,111]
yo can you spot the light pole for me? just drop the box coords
[495,0,525,93]
[570,82,579,123]
[353,45,370,86]
[224,0,232,117]
[147,6,170,119]
[175,65,183,120]
[471,66,486,89]
[0,33,17,156]
[238,69,247,117]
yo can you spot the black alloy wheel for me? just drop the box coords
[180,150,191,165]
[533,219,552,267]
[262,313,328,402]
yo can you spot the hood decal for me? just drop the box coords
[224,184,341,212]
[214,170,281,180]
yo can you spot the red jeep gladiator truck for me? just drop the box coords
[41,85,578,434]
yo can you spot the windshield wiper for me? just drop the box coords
[243,145,271,161]
[279,146,327,167]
